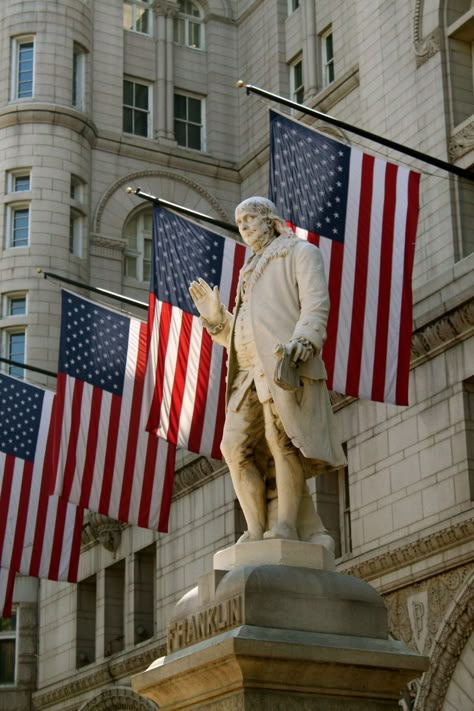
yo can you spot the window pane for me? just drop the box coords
[134,109,148,137]
[125,256,137,279]
[327,62,335,83]
[0,615,16,633]
[18,43,34,98]
[294,61,302,88]
[123,80,134,106]
[12,209,29,246]
[9,333,25,360]
[189,22,201,48]
[134,83,148,110]
[174,18,185,44]
[14,175,30,192]
[174,93,186,119]
[123,107,133,133]
[0,640,15,684]
[175,120,187,146]
[135,7,149,33]
[187,97,201,123]
[187,123,201,150]
[325,33,333,61]
[9,297,26,316]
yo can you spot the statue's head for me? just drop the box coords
[235,197,288,251]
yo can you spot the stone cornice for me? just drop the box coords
[340,518,474,583]
[0,103,98,146]
[410,296,474,364]
[89,233,127,251]
[32,642,167,710]
[172,456,225,498]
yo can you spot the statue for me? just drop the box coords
[189,197,346,545]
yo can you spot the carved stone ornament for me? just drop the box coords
[345,518,474,582]
[449,119,474,161]
[413,570,474,711]
[78,686,158,710]
[172,455,223,496]
[84,512,123,552]
[413,0,441,68]
[32,643,166,709]
[410,298,474,361]
[152,0,179,17]
[93,170,230,234]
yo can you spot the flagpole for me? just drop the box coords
[237,81,474,182]
[0,357,56,379]
[37,269,148,311]
[128,188,240,234]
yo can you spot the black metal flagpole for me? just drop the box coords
[128,188,240,234]
[237,81,474,183]
[38,268,148,311]
[0,357,56,379]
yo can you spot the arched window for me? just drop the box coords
[174,0,204,50]
[124,210,153,283]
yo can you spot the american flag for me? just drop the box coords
[53,291,176,532]
[0,373,84,610]
[0,567,16,619]
[269,111,420,405]
[145,206,247,458]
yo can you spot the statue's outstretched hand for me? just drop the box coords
[188,278,223,325]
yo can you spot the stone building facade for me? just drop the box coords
[0,1,472,709]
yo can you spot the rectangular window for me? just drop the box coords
[10,206,30,247]
[6,294,27,317]
[0,613,17,685]
[7,170,31,194]
[76,576,96,668]
[123,0,152,35]
[123,79,150,137]
[12,38,34,99]
[14,175,30,192]
[72,44,86,110]
[104,560,125,657]
[6,331,26,379]
[134,545,155,644]
[321,28,335,87]
[290,58,304,104]
[174,93,204,150]
[69,210,83,257]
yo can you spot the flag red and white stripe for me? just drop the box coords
[54,291,176,531]
[0,376,84,590]
[269,111,420,405]
[145,207,247,458]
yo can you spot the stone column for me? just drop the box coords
[302,0,318,99]
[153,0,178,141]
[132,540,428,710]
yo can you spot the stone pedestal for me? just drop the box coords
[132,542,428,710]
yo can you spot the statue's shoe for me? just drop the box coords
[308,531,336,553]
[236,530,263,544]
[263,523,299,541]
